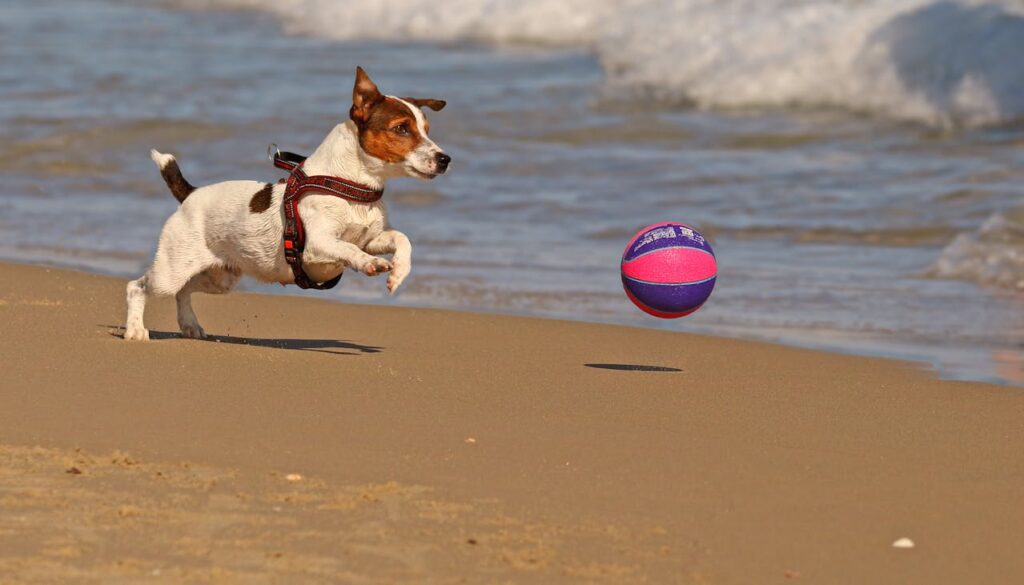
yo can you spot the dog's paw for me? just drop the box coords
[387,263,411,294]
[124,327,150,341]
[386,275,403,294]
[179,323,206,340]
[360,257,392,277]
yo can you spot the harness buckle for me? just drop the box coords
[284,246,299,265]
[266,142,280,162]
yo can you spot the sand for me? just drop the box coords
[0,261,1021,584]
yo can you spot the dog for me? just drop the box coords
[124,67,449,341]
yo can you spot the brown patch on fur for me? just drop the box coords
[349,67,437,164]
[357,96,422,163]
[159,159,195,203]
[249,183,274,213]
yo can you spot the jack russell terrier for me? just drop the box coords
[124,67,449,341]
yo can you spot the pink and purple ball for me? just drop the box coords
[621,222,716,318]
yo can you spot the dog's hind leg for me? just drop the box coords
[124,275,151,341]
[175,285,204,340]
[126,217,220,341]
[125,257,210,341]
[175,266,241,339]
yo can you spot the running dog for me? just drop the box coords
[124,67,449,340]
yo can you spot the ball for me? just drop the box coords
[621,222,716,318]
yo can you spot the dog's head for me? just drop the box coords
[349,67,450,180]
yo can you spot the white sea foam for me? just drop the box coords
[930,208,1024,290]
[179,0,1024,127]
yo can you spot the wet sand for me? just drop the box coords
[0,261,1021,583]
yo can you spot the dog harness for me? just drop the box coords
[272,149,384,290]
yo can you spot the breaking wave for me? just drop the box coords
[177,0,1024,127]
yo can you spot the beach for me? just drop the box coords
[3,0,1023,582]
[1,261,1021,583]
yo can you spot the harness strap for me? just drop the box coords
[272,149,384,290]
[273,150,307,173]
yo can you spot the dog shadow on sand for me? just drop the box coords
[103,326,382,356]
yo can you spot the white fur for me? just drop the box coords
[149,149,175,169]
[124,119,444,341]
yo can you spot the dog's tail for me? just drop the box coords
[150,149,195,204]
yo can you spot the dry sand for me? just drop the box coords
[0,261,1021,584]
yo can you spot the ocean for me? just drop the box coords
[2,0,1022,383]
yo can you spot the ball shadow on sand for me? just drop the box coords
[585,363,682,372]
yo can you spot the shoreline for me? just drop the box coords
[1,260,1023,582]
[5,256,1018,387]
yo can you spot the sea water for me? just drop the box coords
[1,0,1022,383]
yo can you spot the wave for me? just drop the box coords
[929,207,1024,290]
[175,0,1024,127]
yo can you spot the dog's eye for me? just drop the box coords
[393,124,410,136]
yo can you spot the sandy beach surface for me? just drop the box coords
[0,261,1021,584]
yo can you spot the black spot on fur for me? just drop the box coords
[159,159,195,203]
[249,183,274,213]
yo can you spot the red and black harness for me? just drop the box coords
[271,149,384,290]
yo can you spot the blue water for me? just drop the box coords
[1,0,1022,384]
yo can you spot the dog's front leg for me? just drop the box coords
[366,230,412,294]
[306,238,392,277]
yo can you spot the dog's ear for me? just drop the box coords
[350,66,383,124]
[402,97,446,112]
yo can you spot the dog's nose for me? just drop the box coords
[434,152,451,172]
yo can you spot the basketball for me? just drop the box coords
[621,222,717,318]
